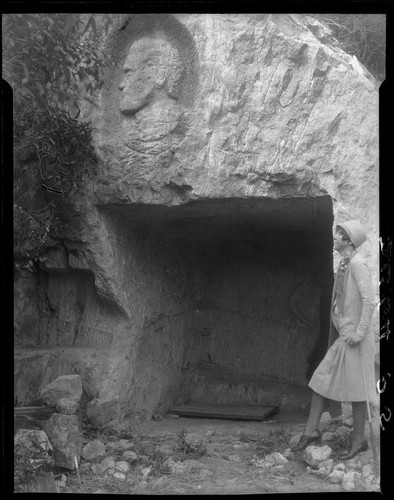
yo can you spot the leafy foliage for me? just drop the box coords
[3,14,113,269]
[313,14,386,83]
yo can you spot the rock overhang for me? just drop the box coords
[98,195,334,244]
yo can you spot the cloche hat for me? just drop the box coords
[337,220,367,248]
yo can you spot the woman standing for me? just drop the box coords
[292,220,376,460]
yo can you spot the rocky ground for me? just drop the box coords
[46,408,380,494]
[14,375,380,494]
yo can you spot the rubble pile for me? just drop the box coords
[289,409,380,492]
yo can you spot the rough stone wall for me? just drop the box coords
[84,13,379,284]
[14,14,379,420]
[193,236,324,384]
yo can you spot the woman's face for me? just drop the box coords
[334,229,350,253]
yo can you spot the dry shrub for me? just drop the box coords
[176,429,208,461]
[255,427,292,457]
[313,14,386,82]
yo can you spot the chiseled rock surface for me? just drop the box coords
[14,13,380,425]
[40,375,83,405]
[44,413,82,470]
[87,13,378,417]
[82,13,379,313]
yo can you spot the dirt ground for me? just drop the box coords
[58,409,380,495]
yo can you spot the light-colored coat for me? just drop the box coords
[309,252,376,402]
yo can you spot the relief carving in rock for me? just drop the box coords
[118,37,189,169]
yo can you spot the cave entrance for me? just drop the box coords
[103,196,334,418]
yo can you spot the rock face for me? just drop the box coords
[86,397,120,429]
[14,14,379,422]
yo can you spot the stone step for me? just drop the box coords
[179,366,311,413]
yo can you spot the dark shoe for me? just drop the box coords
[291,431,321,452]
[339,439,368,460]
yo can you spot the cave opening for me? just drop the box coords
[101,195,334,417]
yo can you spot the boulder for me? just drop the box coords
[56,474,67,489]
[86,398,120,429]
[265,452,288,465]
[106,439,134,453]
[289,433,302,448]
[113,472,126,480]
[82,439,106,460]
[44,413,82,470]
[342,480,356,491]
[342,471,361,491]
[14,429,53,456]
[321,431,335,443]
[14,429,55,478]
[91,463,108,475]
[358,449,374,466]
[318,458,334,475]
[40,375,82,405]
[343,471,361,482]
[117,439,135,450]
[343,418,353,428]
[26,471,58,493]
[329,469,345,484]
[319,412,334,430]
[56,398,79,415]
[141,465,153,479]
[335,426,352,440]
[362,464,374,479]
[101,456,117,470]
[115,460,130,473]
[304,445,332,468]
[122,450,138,462]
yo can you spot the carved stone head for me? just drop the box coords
[119,37,184,115]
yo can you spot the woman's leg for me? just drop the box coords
[352,401,367,445]
[338,401,368,459]
[304,391,326,435]
[291,391,327,451]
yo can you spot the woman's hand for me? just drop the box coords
[344,335,361,346]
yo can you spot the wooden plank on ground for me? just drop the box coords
[170,403,279,421]
[14,406,57,416]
